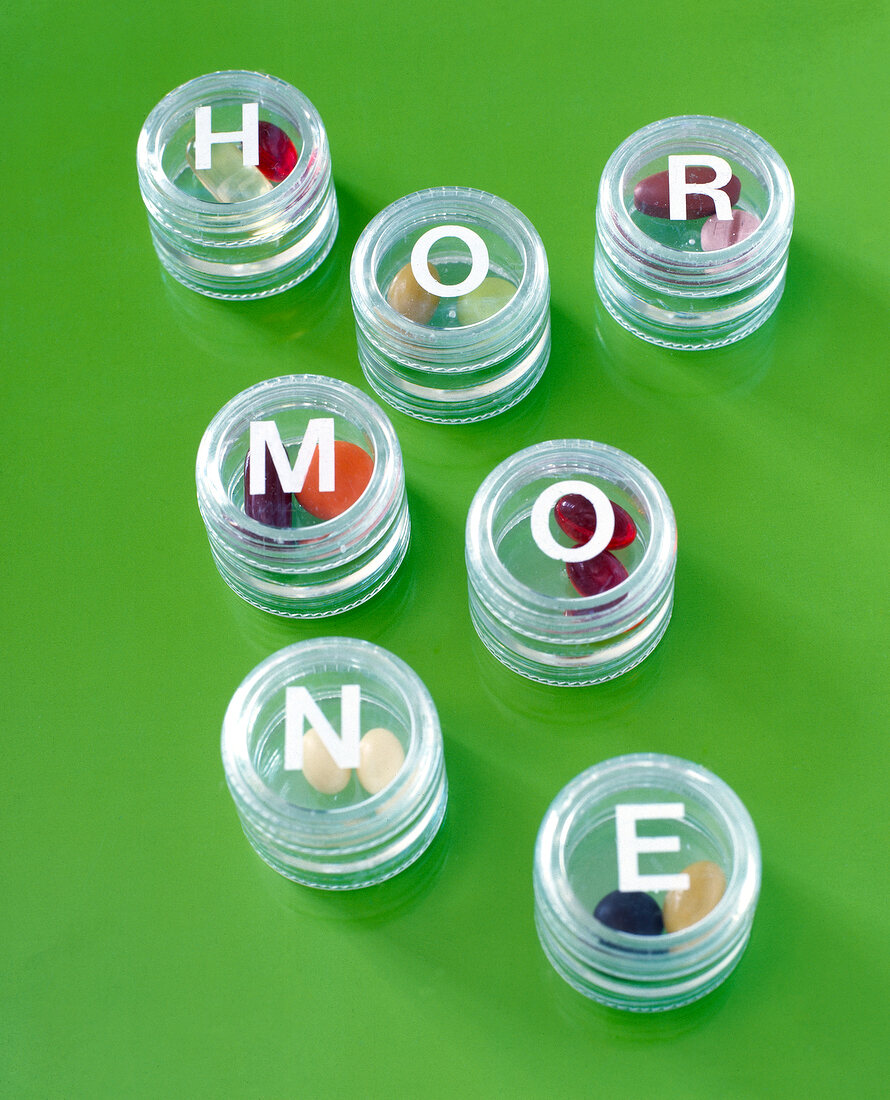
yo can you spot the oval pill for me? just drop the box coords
[386,261,440,324]
[302,728,351,795]
[357,727,405,795]
[633,166,742,220]
[295,439,374,521]
[456,275,516,325]
[554,494,637,550]
[594,890,663,935]
[663,860,726,932]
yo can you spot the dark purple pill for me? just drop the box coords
[244,444,292,528]
[566,550,628,597]
[633,166,742,220]
[594,890,664,935]
[554,494,637,550]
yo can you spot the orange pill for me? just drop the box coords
[296,440,374,520]
[663,860,726,933]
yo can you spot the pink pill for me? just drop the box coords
[701,209,761,251]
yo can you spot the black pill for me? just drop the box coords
[594,890,664,935]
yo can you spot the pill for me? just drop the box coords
[456,275,516,325]
[567,550,628,597]
[663,860,726,932]
[633,166,741,220]
[185,139,273,203]
[244,444,292,528]
[701,209,761,252]
[386,262,440,324]
[257,121,298,183]
[296,440,374,521]
[594,890,663,935]
[554,494,637,550]
[357,727,405,795]
[301,728,351,795]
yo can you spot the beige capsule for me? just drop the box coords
[301,727,351,795]
[663,860,726,933]
[385,261,440,325]
[357,727,405,795]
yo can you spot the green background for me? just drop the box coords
[3,1,889,1095]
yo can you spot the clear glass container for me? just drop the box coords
[137,70,338,299]
[465,440,676,685]
[222,638,448,888]
[196,375,409,617]
[594,115,794,349]
[534,753,761,1011]
[350,187,550,422]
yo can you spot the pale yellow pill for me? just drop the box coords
[456,275,516,325]
[663,860,726,933]
[386,261,440,324]
[301,728,351,795]
[357,727,405,795]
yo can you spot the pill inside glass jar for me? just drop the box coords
[534,754,761,1011]
[221,638,448,888]
[594,115,794,349]
[137,70,338,298]
[465,440,676,685]
[196,375,409,617]
[351,187,551,423]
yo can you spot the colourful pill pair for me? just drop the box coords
[187,121,298,203]
[554,493,637,597]
[633,165,760,251]
[385,262,517,327]
[594,861,726,935]
[244,440,373,528]
[302,726,405,796]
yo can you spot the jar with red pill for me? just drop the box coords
[196,375,409,616]
[137,70,338,298]
[465,440,676,685]
[594,115,794,348]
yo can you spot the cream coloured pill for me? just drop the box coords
[301,728,351,795]
[357,727,405,795]
[663,860,726,932]
[456,275,516,325]
[386,261,440,324]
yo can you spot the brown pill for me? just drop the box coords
[634,167,741,219]
[701,209,761,251]
[386,261,440,324]
[663,860,726,932]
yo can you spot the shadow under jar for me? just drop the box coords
[222,638,448,888]
[534,754,761,1011]
[196,375,409,617]
[465,440,677,685]
[594,115,794,349]
[350,187,551,423]
[137,70,338,298]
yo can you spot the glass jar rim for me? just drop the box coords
[597,114,794,290]
[196,375,401,569]
[351,186,550,368]
[466,440,677,634]
[137,69,330,235]
[221,638,443,848]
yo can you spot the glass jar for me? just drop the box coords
[465,440,676,685]
[195,375,409,617]
[594,115,794,349]
[534,753,761,1011]
[137,70,338,298]
[222,638,448,888]
[350,187,550,422]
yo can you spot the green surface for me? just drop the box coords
[3,1,889,1096]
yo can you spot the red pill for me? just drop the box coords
[554,494,637,550]
[257,121,298,183]
[633,166,741,220]
[296,440,374,521]
[567,551,628,597]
